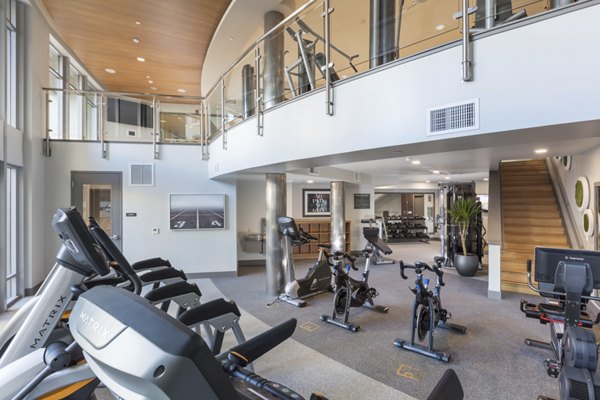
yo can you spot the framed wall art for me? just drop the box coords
[303,189,331,217]
[170,194,225,230]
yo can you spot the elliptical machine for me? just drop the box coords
[275,216,333,307]
[320,249,388,332]
[394,259,466,362]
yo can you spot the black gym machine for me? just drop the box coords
[394,258,466,362]
[520,247,600,400]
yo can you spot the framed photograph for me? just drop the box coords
[354,193,370,209]
[170,194,225,230]
[303,189,331,217]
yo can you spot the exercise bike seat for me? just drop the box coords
[318,243,332,249]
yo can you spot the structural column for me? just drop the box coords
[369,0,396,68]
[265,173,287,296]
[263,11,284,110]
[241,64,255,119]
[330,181,345,253]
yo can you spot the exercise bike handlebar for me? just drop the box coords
[399,261,444,285]
[331,250,358,270]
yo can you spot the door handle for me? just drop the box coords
[110,234,120,240]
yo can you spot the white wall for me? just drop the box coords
[23,4,51,288]
[554,145,600,250]
[44,142,238,276]
[208,4,600,177]
[236,178,267,261]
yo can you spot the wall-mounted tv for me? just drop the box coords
[107,98,153,128]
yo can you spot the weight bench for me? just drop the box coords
[363,227,394,265]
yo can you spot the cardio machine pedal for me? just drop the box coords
[544,359,561,378]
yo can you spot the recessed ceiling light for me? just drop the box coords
[177,88,186,93]
[160,120,166,123]
[425,180,431,183]
[104,68,116,74]
[228,36,235,41]
[132,37,140,44]
[307,180,314,184]
[137,57,145,62]
[484,178,489,181]
[405,157,411,162]
[436,24,445,31]
[444,176,451,180]
[432,170,440,174]
[146,75,151,79]
[148,80,154,84]
[411,160,421,165]
[135,21,141,25]
[534,148,548,154]
[150,86,158,91]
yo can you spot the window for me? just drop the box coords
[6,0,17,126]
[48,45,63,139]
[5,166,19,305]
[68,65,83,139]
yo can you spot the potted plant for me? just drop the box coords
[448,197,481,277]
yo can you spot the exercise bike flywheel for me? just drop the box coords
[416,305,432,341]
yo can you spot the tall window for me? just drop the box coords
[48,45,63,139]
[5,166,18,305]
[6,0,17,126]
[68,65,83,139]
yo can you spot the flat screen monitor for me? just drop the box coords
[277,216,301,241]
[535,247,600,289]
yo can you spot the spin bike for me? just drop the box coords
[275,216,333,307]
[394,259,466,362]
[320,249,388,332]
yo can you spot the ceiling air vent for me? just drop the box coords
[426,98,479,136]
[130,163,154,186]
[309,167,320,176]
[354,172,361,182]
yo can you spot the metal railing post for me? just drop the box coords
[204,101,210,159]
[152,96,160,159]
[44,92,52,157]
[324,0,334,116]
[255,46,264,136]
[454,0,477,82]
[99,94,107,158]
[221,79,227,150]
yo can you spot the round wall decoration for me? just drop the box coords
[583,209,594,238]
[575,177,589,211]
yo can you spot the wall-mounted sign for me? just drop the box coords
[354,193,371,209]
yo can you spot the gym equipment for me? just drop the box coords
[70,285,326,400]
[361,218,394,265]
[275,216,333,307]
[394,259,466,362]
[520,247,600,399]
[284,18,358,97]
[320,250,388,332]
[436,183,485,268]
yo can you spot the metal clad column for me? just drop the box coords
[369,0,396,68]
[369,0,381,68]
[241,64,255,119]
[379,0,396,64]
[330,181,345,253]
[0,0,7,311]
[265,173,287,296]
[263,11,284,110]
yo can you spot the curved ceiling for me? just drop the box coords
[41,0,231,96]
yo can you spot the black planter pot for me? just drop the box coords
[454,254,479,277]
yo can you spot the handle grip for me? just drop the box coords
[527,259,532,274]
[399,260,409,280]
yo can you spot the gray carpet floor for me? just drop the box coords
[212,242,600,400]
[3,242,598,399]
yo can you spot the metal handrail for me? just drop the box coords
[41,87,203,101]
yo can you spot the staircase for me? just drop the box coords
[500,159,571,294]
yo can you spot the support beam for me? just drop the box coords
[265,173,286,296]
[330,181,345,253]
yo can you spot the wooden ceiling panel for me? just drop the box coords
[42,0,231,96]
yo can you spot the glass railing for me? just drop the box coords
[43,88,203,151]
[201,0,574,140]
[43,0,585,156]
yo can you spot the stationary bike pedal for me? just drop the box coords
[368,288,379,298]
[544,359,560,378]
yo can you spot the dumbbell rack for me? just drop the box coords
[384,216,430,243]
